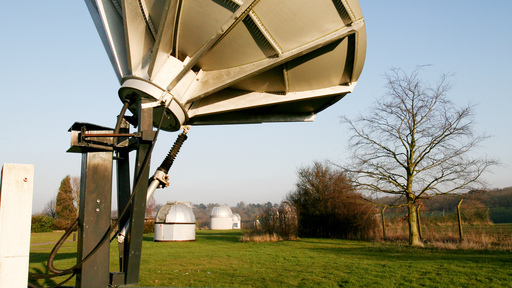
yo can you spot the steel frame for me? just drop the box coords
[68,99,155,287]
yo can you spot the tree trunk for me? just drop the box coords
[381,207,387,240]
[416,204,422,241]
[407,203,422,246]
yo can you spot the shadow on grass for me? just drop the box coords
[143,235,155,242]
[29,255,77,288]
[306,244,512,264]
[197,231,242,243]
[30,252,77,264]
[29,267,59,287]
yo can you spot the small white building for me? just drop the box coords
[210,204,233,230]
[232,213,241,229]
[154,202,196,242]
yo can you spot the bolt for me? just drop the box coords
[96,199,101,203]
[96,208,100,212]
[23,178,28,182]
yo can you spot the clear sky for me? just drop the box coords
[1,1,510,214]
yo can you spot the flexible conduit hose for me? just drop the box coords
[27,98,167,288]
[29,103,188,287]
[158,127,189,173]
[48,99,132,275]
[117,126,189,243]
[114,99,131,135]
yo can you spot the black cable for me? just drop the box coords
[28,99,182,287]
[47,219,79,274]
[114,99,131,135]
[113,99,132,146]
[28,99,138,286]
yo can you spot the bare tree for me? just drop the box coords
[71,176,80,215]
[71,176,80,205]
[145,195,157,218]
[42,198,57,219]
[340,67,498,246]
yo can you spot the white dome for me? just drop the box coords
[154,201,196,242]
[232,213,241,221]
[210,204,233,230]
[155,202,195,224]
[210,204,233,218]
[166,203,195,223]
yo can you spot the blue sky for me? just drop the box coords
[1,1,510,214]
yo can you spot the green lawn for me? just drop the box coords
[29,230,512,287]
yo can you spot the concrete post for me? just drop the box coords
[0,163,34,288]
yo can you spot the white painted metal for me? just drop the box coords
[86,0,129,81]
[210,204,233,230]
[0,164,34,288]
[118,176,162,244]
[232,213,241,229]
[85,0,366,131]
[154,202,196,241]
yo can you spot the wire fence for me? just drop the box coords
[378,205,512,249]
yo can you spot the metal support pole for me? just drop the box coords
[116,119,131,275]
[68,123,115,288]
[76,142,113,288]
[124,100,154,285]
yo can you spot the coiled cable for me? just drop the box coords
[28,98,182,287]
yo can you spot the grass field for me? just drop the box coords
[29,229,512,287]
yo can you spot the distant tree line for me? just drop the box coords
[374,187,512,224]
[192,202,268,229]
[33,176,511,237]
[482,187,512,223]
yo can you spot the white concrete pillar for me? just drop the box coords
[0,163,34,288]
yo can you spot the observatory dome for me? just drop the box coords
[165,203,196,223]
[154,202,195,241]
[210,204,233,218]
[210,204,233,230]
[86,0,367,131]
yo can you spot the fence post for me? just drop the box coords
[457,199,464,242]
[381,207,387,240]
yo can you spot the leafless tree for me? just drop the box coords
[340,67,498,246]
[71,176,80,215]
[146,195,157,218]
[42,198,57,219]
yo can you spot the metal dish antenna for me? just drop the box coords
[86,0,366,131]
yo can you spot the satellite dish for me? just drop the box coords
[86,0,366,131]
